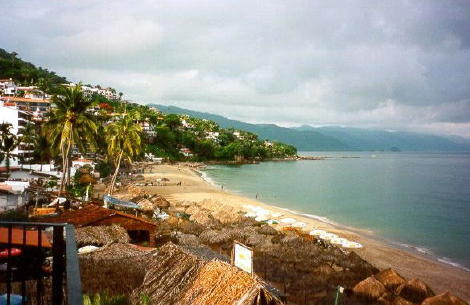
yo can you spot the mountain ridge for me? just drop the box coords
[151,104,470,152]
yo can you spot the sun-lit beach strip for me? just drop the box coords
[126,163,470,301]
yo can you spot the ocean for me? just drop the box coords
[201,152,470,270]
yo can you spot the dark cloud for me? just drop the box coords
[1,0,470,136]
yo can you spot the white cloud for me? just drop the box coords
[2,0,470,137]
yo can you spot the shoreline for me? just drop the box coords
[198,166,470,272]
[123,163,470,301]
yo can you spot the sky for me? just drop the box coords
[2,0,470,137]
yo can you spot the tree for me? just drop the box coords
[105,111,142,195]
[34,133,53,171]
[0,123,18,176]
[44,84,97,194]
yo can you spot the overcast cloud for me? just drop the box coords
[2,0,470,137]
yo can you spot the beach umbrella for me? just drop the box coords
[353,276,387,301]
[396,278,435,304]
[280,218,296,224]
[291,222,306,228]
[421,292,468,305]
[375,268,406,291]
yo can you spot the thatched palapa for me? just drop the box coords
[79,243,156,296]
[395,278,435,304]
[353,276,387,301]
[131,243,284,305]
[75,224,130,247]
[375,268,406,291]
[421,292,468,305]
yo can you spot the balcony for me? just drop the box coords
[0,222,83,305]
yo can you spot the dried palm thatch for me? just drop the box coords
[79,243,156,296]
[185,204,202,215]
[179,261,283,305]
[212,209,241,224]
[179,220,206,236]
[257,225,278,236]
[199,229,233,245]
[245,233,266,247]
[150,195,171,209]
[130,243,283,305]
[421,292,468,305]
[75,224,130,247]
[375,268,406,291]
[395,278,435,304]
[176,233,201,247]
[189,210,221,228]
[353,276,387,301]
[136,198,155,211]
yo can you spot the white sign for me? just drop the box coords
[233,242,253,274]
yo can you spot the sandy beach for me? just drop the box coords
[116,163,470,301]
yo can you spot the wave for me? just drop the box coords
[393,242,470,272]
[196,169,219,187]
[200,166,470,273]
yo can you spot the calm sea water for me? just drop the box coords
[202,152,470,270]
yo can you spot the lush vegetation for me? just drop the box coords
[0,50,297,191]
[0,48,67,93]
[118,103,297,162]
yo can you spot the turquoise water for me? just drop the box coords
[202,152,470,270]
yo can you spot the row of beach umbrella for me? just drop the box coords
[242,204,362,249]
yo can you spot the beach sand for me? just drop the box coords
[120,163,470,301]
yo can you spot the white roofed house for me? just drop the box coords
[206,131,220,142]
[0,78,17,96]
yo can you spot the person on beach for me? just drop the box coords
[256,193,258,199]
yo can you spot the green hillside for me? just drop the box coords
[152,105,350,151]
[0,48,67,89]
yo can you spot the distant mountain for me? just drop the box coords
[151,105,350,151]
[311,126,470,152]
[152,104,470,152]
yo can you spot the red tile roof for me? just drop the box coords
[0,96,51,103]
[43,204,157,227]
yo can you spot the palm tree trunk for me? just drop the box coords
[59,137,72,195]
[59,145,67,195]
[108,151,124,195]
[5,153,10,176]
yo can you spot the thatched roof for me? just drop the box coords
[151,195,171,208]
[136,198,155,211]
[395,278,435,304]
[257,225,278,236]
[75,224,130,247]
[176,233,201,247]
[421,292,468,305]
[375,268,406,291]
[79,243,157,296]
[353,276,387,300]
[130,243,284,305]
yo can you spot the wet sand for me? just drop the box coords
[122,163,470,301]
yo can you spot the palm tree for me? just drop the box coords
[44,84,97,194]
[105,111,142,195]
[34,133,53,171]
[0,123,18,176]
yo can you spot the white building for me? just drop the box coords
[0,104,34,168]
[0,78,17,96]
[206,131,220,141]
